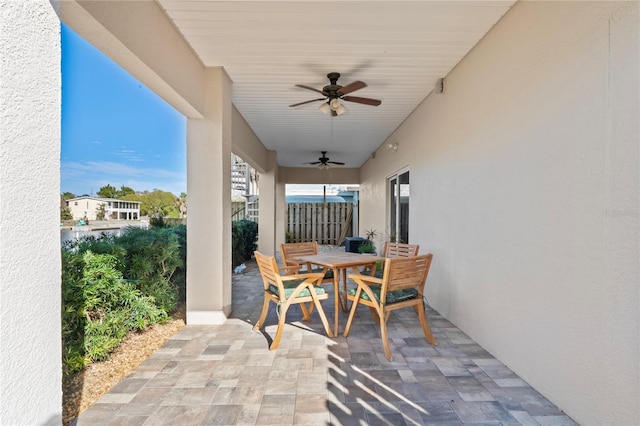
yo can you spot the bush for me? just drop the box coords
[115,227,183,313]
[61,225,186,377]
[232,219,258,267]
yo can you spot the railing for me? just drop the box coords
[286,202,353,245]
[232,206,246,221]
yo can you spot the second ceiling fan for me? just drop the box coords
[289,72,382,116]
[304,151,345,169]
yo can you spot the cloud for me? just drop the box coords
[61,160,186,195]
[113,148,144,163]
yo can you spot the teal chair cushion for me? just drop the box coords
[269,280,327,298]
[348,284,418,304]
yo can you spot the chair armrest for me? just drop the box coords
[348,274,383,285]
[281,272,324,282]
[280,260,301,275]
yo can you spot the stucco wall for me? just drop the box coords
[0,1,62,424]
[360,2,639,424]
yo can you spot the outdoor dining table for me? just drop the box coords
[294,252,386,337]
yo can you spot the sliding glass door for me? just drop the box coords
[389,169,410,243]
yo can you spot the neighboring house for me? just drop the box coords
[67,196,141,221]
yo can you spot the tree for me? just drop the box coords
[121,189,180,218]
[178,192,187,218]
[95,203,107,220]
[61,192,76,200]
[118,186,135,198]
[61,207,73,221]
[97,184,118,198]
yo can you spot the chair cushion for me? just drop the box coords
[348,284,418,304]
[269,280,327,298]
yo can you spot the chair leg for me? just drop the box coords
[369,307,381,325]
[253,295,270,331]
[379,310,393,361]
[342,289,362,337]
[270,303,289,350]
[415,304,438,346]
[309,290,333,338]
[300,302,311,321]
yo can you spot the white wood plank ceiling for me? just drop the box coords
[157,0,515,168]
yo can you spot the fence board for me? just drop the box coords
[286,202,352,245]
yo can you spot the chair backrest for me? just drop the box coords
[254,251,281,291]
[280,241,319,264]
[383,242,420,258]
[382,254,433,295]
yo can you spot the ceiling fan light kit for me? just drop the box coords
[319,102,331,114]
[290,72,382,115]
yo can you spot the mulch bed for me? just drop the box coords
[62,306,186,425]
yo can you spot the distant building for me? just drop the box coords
[66,196,141,221]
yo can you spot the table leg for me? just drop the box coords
[332,267,340,337]
[341,268,350,312]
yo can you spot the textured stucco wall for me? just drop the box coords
[360,2,639,424]
[0,1,62,424]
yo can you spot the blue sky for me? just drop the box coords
[61,24,187,197]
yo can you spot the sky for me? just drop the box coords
[61,24,187,197]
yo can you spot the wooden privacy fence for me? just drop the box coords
[286,202,353,245]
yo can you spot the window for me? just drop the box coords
[389,169,410,243]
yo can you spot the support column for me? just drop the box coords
[0,2,62,423]
[186,67,232,324]
[258,151,278,256]
[275,181,286,251]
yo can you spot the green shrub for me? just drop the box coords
[115,227,183,313]
[232,219,258,267]
[61,225,186,377]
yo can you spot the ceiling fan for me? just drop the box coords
[304,151,345,168]
[289,72,382,116]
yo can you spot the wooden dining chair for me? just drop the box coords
[343,254,437,361]
[384,242,420,258]
[280,241,334,284]
[366,242,420,278]
[253,251,333,350]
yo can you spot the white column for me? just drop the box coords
[0,2,62,424]
[186,67,232,324]
[258,151,278,256]
[275,181,286,251]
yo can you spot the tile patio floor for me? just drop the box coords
[74,251,577,425]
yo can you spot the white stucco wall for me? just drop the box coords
[0,1,62,424]
[360,2,639,424]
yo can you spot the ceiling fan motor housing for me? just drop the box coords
[323,72,343,98]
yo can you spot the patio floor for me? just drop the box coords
[73,250,577,425]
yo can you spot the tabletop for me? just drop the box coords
[295,252,385,268]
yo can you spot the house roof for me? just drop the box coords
[67,196,141,205]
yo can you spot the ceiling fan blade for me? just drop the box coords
[327,161,345,165]
[337,80,367,95]
[289,98,326,108]
[295,84,326,95]
[303,161,321,165]
[342,95,382,106]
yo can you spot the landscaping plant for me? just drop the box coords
[61,225,186,377]
[232,219,258,267]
